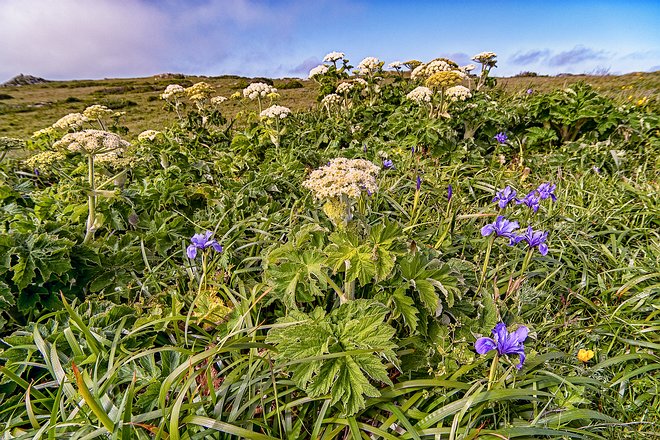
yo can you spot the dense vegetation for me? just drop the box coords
[0,53,658,439]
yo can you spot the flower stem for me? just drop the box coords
[478,236,495,292]
[520,247,534,277]
[487,354,499,391]
[83,154,96,244]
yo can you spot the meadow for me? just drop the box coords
[0,53,658,439]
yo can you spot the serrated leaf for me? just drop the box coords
[11,253,36,290]
[391,287,419,332]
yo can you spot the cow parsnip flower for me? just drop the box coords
[260,104,291,119]
[472,51,497,64]
[211,96,227,106]
[32,127,58,139]
[321,93,342,108]
[403,59,422,70]
[54,129,130,156]
[446,85,472,101]
[309,64,329,79]
[303,158,380,200]
[356,56,383,75]
[323,51,345,63]
[336,82,354,94]
[24,151,66,169]
[389,61,403,69]
[411,58,459,80]
[406,86,433,104]
[83,105,114,120]
[161,84,185,100]
[243,82,277,100]
[52,113,88,130]
[425,71,464,89]
[137,130,163,142]
[185,82,215,103]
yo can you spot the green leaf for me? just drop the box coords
[391,287,419,333]
[11,252,36,290]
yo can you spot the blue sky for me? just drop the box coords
[1,0,658,81]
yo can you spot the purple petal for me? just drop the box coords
[516,351,526,369]
[511,326,529,343]
[493,322,508,343]
[538,243,548,256]
[211,241,223,252]
[475,337,497,354]
[186,244,198,259]
[481,224,494,237]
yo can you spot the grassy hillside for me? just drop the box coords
[1,71,658,139]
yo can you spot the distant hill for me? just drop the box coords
[2,74,50,87]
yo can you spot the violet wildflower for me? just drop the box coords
[516,191,540,213]
[416,175,422,191]
[494,132,508,144]
[526,88,533,94]
[492,186,517,209]
[383,159,394,169]
[481,216,519,239]
[475,322,529,369]
[187,231,223,259]
[448,184,453,201]
[536,182,557,201]
[512,225,549,255]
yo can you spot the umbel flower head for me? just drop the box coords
[406,86,432,104]
[83,105,113,121]
[303,157,379,200]
[323,51,345,63]
[336,82,354,94]
[243,82,277,100]
[161,84,185,100]
[137,130,163,142]
[446,85,472,102]
[187,231,223,259]
[54,129,130,157]
[260,105,291,119]
[472,51,498,67]
[356,56,383,75]
[308,64,329,79]
[425,71,464,89]
[475,322,529,369]
[52,113,88,131]
[321,93,342,108]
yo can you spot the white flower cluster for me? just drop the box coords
[211,96,227,106]
[446,85,472,101]
[321,93,342,108]
[389,61,403,69]
[472,52,497,63]
[461,64,476,73]
[260,104,291,119]
[308,64,329,79]
[406,86,433,104]
[336,82,354,94]
[411,59,454,80]
[138,130,162,142]
[303,158,380,200]
[32,127,58,139]
[356,57,383,75]
[52,113,88,130]
[243,82,277,100]
[161,84,185,100]
[323,51,345,63]
[353,78,368,88]
[54,129,130,157]
[83,105,113,120]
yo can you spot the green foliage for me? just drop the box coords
[266,299,396,415]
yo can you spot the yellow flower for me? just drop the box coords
[425,71,463,89]
[577,349,594,363]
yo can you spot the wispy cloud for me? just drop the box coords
[509,49,551,65]
[547,46,607,67]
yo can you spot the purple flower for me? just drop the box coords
[516,191,540,213]
[447,184,453,202]
[512,225,549,255]
[481,216,519,239]
[187,231,223,259]
[475,322,529,369]
[494,132,508,144]
[416,175,422,191]
[492,186,517,209]
[383,159,394,169]
[34,169,40,176]
[526,88,533,94]
[536,182,557,201]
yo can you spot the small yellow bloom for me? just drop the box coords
[577,349,594,363]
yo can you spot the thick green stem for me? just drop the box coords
[83,155,96,243]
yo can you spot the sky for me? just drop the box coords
[1,0,659,82]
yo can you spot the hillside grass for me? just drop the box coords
[1,71,658,139]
